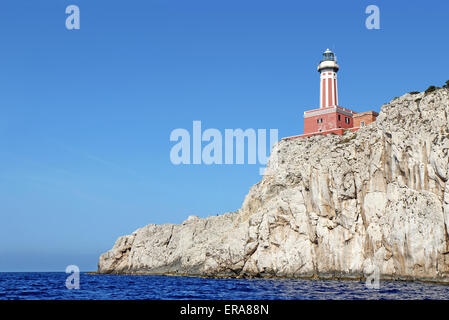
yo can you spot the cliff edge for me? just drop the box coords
[98,87,449,282]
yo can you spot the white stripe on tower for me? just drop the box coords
[331,74,335,106]
[325,74,329,107]
[332,73,337,106]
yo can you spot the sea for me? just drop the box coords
[1,272,449,300]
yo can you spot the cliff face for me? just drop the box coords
[98,88,449,282]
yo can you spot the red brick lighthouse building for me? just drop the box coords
[286,49,378,139]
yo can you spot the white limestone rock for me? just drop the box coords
[98,88,449,282]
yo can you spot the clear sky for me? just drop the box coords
[0,0,448,271]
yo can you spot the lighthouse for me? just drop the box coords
[318,49,339,108]
[282,49,379,140]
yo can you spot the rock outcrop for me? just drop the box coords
[98,88,449,282]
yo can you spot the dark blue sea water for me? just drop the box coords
[1,272,449,300]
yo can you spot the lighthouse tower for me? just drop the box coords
[318,49,339,108]
[281,48,379,140]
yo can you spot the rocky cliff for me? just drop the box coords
[98,87,449,282]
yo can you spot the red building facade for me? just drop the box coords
[353,111,379,129]
[303,106,355,135]
[284,49,378,140]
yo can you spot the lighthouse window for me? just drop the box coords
[361,121,365,127]
[317,118,323,123]
[338,115,341,121]
[345,117,350,124]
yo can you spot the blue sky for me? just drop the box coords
[0,0,448,271]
